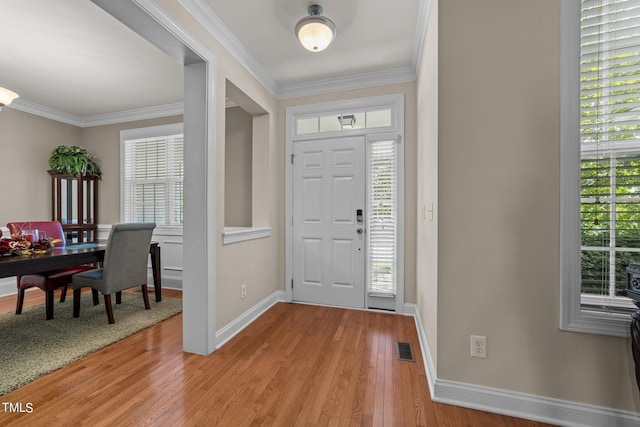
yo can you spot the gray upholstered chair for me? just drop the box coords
[72,222,156,324]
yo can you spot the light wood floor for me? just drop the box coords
[0,289,554,426]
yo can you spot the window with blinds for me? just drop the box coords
[368,139,397,295]
[580,0,640,311]
[581,154,640,310]
[122,127,184,227]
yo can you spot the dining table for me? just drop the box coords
[0,242,162,302]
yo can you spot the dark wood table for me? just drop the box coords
[0,242,162,302]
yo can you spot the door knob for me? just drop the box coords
[357,228,364,234]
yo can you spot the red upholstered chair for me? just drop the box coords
[7,221,96,320]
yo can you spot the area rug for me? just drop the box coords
[0,292,182,395]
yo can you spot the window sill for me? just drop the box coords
[561,309,631,337]
[222,226,272,245]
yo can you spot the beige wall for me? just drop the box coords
[0,109,82,226]
[416,0,439,372]
[216,87,278,329]
[9,0,638,414]
[81,115,183,224]
[0,108,183,227]
[224,106,252,227]
[429,0,639,411]
[278,81,418,304]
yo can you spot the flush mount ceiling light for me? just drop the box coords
[295,4,336,52]
[0,87,19,111]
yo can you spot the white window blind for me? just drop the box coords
[581,0,640,144]
[580,0,640,311]
[123,131,184,226]
[368,139,397,295]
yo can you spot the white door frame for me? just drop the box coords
[285,94,405,313]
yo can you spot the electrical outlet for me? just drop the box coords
[471,335,486,358]
[241,284,247,299]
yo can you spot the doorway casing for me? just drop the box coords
[285,94,405,313]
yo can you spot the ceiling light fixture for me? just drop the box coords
[295,5,336,52]
[0,87,19,111]
[338,114,356,129]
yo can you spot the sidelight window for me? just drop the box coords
[368,138,398,296]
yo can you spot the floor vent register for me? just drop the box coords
[396,342,415,362]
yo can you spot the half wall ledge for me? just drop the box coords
[222,226,272,245]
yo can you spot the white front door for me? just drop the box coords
[292,136,365,308]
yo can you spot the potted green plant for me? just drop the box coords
[48,145,102,179]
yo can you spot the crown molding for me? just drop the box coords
[178,0,279,97]
[9,99,183,128]
[9,99,84,127]
[80,102,184,127]
[277,67,417,100]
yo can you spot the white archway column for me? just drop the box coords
[92,0,217,355]
[183,61,216,355]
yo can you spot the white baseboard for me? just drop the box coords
[215,290,287,349]
[1,276,181,297]
[0,277,15,298]
[433,379,640,427]
[156,276,182,290]
[407,304,640,427]
[404,303,437,398]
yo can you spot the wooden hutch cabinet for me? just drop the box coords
[49,170,98,242]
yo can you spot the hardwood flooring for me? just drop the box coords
[0,289,554,426]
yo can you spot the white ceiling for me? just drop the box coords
[0,0,184,120]
[203,0,422,86]
[0,0,425,125]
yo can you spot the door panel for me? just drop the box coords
[302,177,323,222]
[332,176,355,223]
[293,136,365,308]
[332,239,354,286]
[302,238,323,285]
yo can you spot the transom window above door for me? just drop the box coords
[296,108,393,136]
